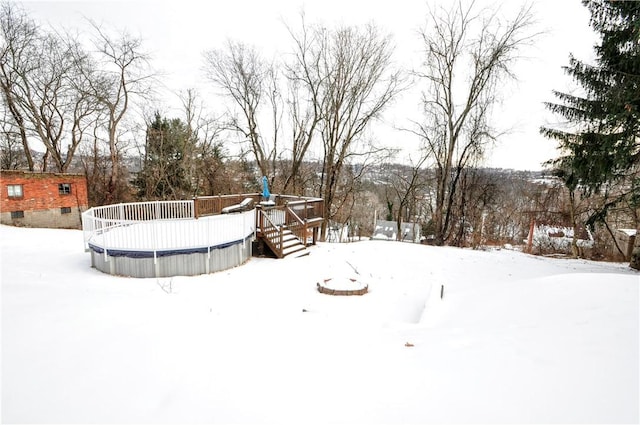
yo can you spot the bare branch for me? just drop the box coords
[414,1,536,245]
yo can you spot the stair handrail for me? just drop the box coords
[257,207,285,258]
[285,205,305,225]
[284,204,308,245]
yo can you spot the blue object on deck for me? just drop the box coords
[262,176,270,199]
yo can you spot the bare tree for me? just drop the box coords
[288,19,403,239]
[177,88,231,196]
[413,2,535,245]
[1,3,98,173]
[265,65,283,189]
[78,117,110,206]
[64,34,103,172]
[203,40,275,181]
[0,106,27,168]
[0,2,39,170]
[19,32,71,171]
[387,155,429,241]
[86,21,153,204]
[281,16,325,194]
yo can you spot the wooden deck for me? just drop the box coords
[194,193,324,259]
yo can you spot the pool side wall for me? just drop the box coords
[89,235,253,278]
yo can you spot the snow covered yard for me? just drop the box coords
[1,224,638,424]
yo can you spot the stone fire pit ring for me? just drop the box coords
[316,277,368,296]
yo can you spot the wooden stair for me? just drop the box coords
[257,225,308,259]
[255,204,321,259]
[280,228,307,258]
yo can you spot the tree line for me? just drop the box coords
[1,0,638,261]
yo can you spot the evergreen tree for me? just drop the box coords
[541,0,640,267]
[134,112,195,200]
[541,0,639,195]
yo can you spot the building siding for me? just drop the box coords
[0,170,89,229]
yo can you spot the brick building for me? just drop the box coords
[0,170,89,229]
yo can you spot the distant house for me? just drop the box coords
[526,223,594,254]
[0,170,88,229]
[372,220,421,243]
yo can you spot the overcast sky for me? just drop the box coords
[19,0,598,171]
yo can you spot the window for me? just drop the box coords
[11,210,24,219]
[61,207,71,214]
[58,183,71,195]
[7,184,23,198]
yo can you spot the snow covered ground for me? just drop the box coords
[1,224,638,424]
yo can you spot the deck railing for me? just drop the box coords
[82,200,194,248]
[193,193,324,221]
[82,195,324,259]
[194,193,262,218]
[82,200,254,256]
[277,195,324,220]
